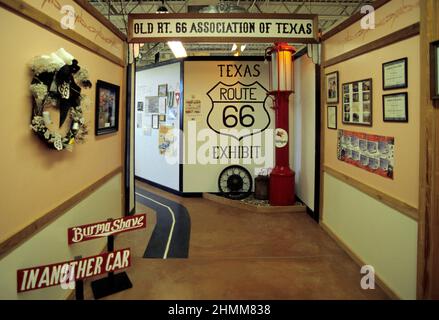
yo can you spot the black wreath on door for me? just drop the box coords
[218,165,252,200]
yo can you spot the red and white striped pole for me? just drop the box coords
[266,43,296,206]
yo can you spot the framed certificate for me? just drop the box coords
[327,105,337,129]
[431,41,439,100]
[382,58,408,90]
[383,92,408,122]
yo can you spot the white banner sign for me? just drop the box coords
[128,14,317,43]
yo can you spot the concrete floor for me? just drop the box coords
[84,181,388,300]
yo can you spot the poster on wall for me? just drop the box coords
[185,97,202,121]
[146,96,159,113]
[158,124,175,155]
[337,129,395,179]
[342,79,372,126]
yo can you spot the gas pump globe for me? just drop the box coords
[266,42,296,206]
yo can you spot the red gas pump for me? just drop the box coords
[266,43,296,206]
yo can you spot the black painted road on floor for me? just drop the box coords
[135,188,190,259]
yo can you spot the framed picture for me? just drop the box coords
[137,101,144,111]
[430,40,439,100]
[383,92,408,122]
[342,79,373,126]
[327,106,337,129]
[159,114,166,122]
[382,58,408,90]
[326,71,339,104]
[95,80,120,135]
[152,114,159,129]
[158,84,168,97]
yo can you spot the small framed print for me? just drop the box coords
[430,40,439,100]
[152,114,159,129]
[382,58,408,90]
[327,106,337,130]
[158,84,168,97]
[326,71,339,104]
[95,80,120,135]
[383,92,408,122]
[159,114,166,122]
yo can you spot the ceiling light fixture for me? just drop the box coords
[156,0,168,13]
[167,41,187,58]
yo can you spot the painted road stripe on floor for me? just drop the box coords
[135,193,175,259]
[135,188,190,259]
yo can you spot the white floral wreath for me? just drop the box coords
[29,48,91,151]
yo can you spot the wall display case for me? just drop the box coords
[342,79,373,126]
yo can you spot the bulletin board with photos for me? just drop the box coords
[342,79,372,126]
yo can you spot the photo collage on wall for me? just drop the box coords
[337,129,395,179]
[342,79,372,126]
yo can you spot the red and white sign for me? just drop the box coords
[67,214,146,244]
[17,248,131,293]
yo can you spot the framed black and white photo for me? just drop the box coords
[326,71,339,104]
[382,58,408,90]
[383,92,408,122]
[152,114,159,129]
[431,40,439,100]
[95,80,120,135]
[342,79,373,126]
[327,105,337,130]
[137,101,144,111]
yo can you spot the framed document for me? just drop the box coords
[383,92,408,122]
[326,71,339,104]
[431,41,439,100]
[327,106,337,129]
[342,78,373,126]
[382,58,408,90]
[152,114,159,129]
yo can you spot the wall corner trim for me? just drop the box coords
[0,166,122,260]
[323,166,419,221]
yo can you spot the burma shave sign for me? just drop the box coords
[17,249,130,293]
[128,13,318,43]
[67,214,146,244]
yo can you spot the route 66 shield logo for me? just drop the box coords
[206,81,271,141]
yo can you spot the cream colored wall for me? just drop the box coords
[324,36,420,208]
[325,0,420,61]
[292,54,316,210]
[0,174,122,300]
[322,173,418,299]
[23,0,124,58]
[321,0,420,299]
[0,6,125,241]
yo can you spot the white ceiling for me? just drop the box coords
[89,0,374,66]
